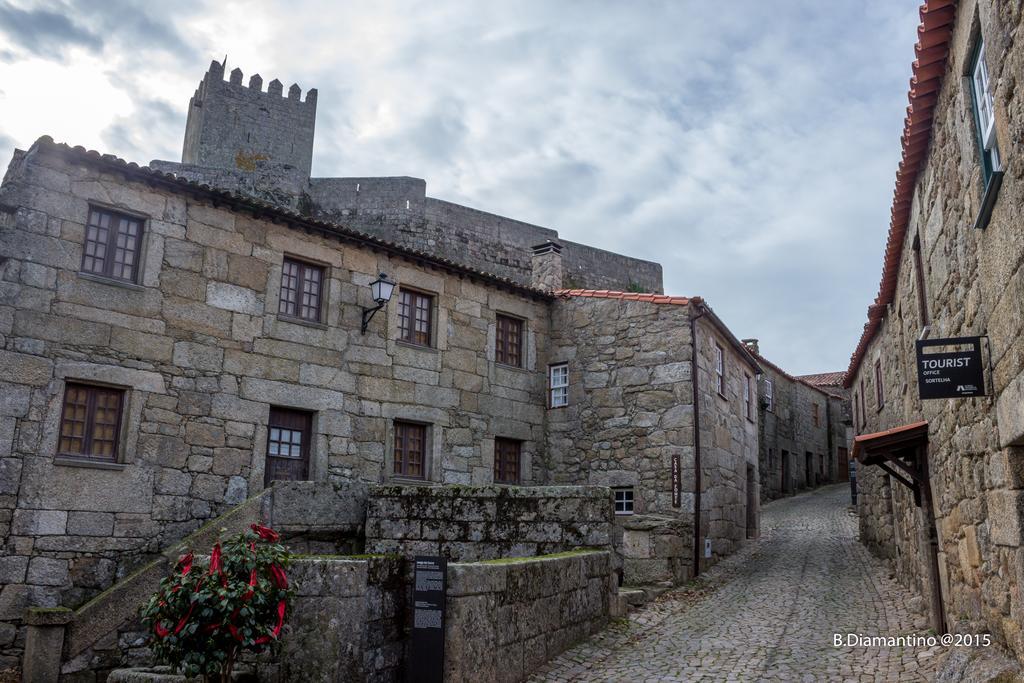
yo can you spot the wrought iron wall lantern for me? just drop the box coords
[361,273,396,334]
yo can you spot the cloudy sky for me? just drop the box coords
[0,0,922,375]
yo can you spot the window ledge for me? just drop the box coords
[395,340,438,353]
[389,476,433,486]
[77,271,145,291]
[276,315,327,330]
[54,456,126,471]
[973,170,1004,230]
[716,391,728,401]
[495,362,528,373]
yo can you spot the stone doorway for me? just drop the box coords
[838,447,849,482]
[746,464,757,538]
[805,452,813,487]
[781,450,789,494]
[264,407,313,485]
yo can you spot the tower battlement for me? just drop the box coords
[181,59,318,178]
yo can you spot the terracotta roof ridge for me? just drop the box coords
[554,288,698,306]
[845,0,956,387]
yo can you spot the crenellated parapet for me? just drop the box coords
[181,59,318,178]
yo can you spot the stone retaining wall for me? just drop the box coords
[445,550,617,683]
[364,485,614,561]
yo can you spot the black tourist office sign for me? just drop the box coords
[915,336,987,399]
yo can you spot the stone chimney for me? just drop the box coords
[742,339,760,355]
[531,241,564,291]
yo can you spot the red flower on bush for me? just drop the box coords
[141,525,291,681]
[251,524,280,542]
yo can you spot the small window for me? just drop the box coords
[853,393,860,434]
[549,363,569,408]
[812,403,820,428]
[744,374,753,420]
[764,378,774,412]
[397,288,433,346]
[494,437,521,484]
[393,421,427,479]
[912,234,930,327]
[80,207,144,283]
[279,257,324,323]
[495,315,523,367]
[970,39,1001,184]
[613,487,634,515]
[714,343,725,396]
[58,383,125,461]
[874,360,884,409]
[859,379,867,425]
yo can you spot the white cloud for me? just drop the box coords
[0,0,923,374]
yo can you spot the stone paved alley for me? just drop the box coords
[531,485,943,682]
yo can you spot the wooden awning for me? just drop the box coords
[852,421,929,506]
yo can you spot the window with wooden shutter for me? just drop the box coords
[397,289,433,346]
[494,438,521,484]
[394,421,427,479]
[279,257,324,323]
[495,315,523,367]
[80,207,144,283]
[58,383,125,461]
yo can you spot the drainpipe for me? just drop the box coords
[690,303,708,578]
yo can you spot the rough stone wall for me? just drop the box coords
[850,0,1024,662]
[181,61,317,179]
[546,296,694,516]
[0,145,551,668]
[694,319,759,567]
[364,485,614,562]
[756,364,835,501]
[444,551,614,683]
[275,556,406,683]
[307,179,664,293]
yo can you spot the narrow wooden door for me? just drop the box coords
[781,450,789,494]
[837,447,850,482]
[264,407,312,486]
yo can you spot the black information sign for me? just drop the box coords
[671,453,681,508]
[409,555,446,683]
[915,336,987,399]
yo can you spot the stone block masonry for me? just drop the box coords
[365,485,614,562]
[181,60,317,178]
[444,550,616,683]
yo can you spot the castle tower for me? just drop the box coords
[181,60,318,179]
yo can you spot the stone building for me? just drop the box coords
[846,0,1024,665]
[741,342,850,502]
[0,61,762,676]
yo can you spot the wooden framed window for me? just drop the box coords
[494,437,521,484]
[278,257,324,323]
[495,315,523,367]
[58,383,125,461]
[397,289,433,346]
[613,487,634,515]
[764,378,774,412]
[264,407,312,485]
[549,363,568,408]
[812,403,820,427]
[853,393,860,434]
[714,343,725,396]
[394,421,427,479]
[874,360,884,409]
[744,374,753,420]
[80,207,144,283]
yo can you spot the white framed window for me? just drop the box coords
[764,378,774,412]
[714,343,725,396]
[970,39,1001,182]
[549,363,568,408]
[613,487,634,515]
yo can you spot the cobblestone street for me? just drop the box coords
[531,485,943,682]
